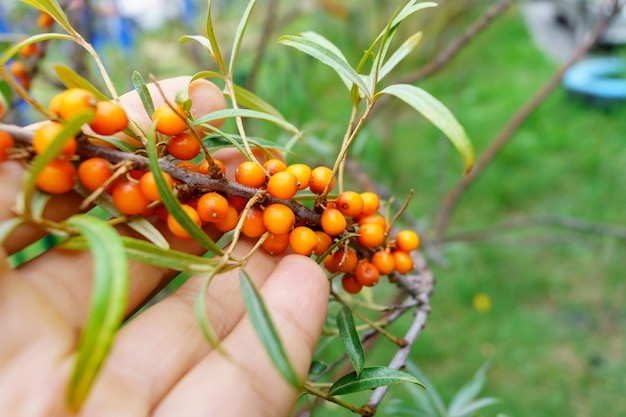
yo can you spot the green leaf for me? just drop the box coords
[30,190,52,221]
[328,366,424,397]
[336,306,365,377]
[296,31,353,91]
[0,33,75,66]
[22,111,94,213]
[278,34,371,100]
[240,269,301,388]
[83,133,139,153]
[145,127,224,255]
[229,0,258,75]
[65,215,128,410]
[19,0,74,34]
[53,65,109,100]
[202,134,292,155]
[131,71,155,118]
[378,32,422,81]
[194,274,222,350]
[205,0,226,70]
[309,360,329,376]
[190,70,225,83]
[192,108,301,138]
[448,361,492,416]
[229,84,285,120]
[377,84,474,173]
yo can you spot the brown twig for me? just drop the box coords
[441,214,626,243]
[435,0,619,241]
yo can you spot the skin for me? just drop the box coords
[0,77,329,417]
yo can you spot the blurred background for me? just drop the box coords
[2,0,625,416]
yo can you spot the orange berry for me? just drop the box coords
[56,88,97,121]
[167,132,201,160]
[176,161,200,172]
[214,204,239,233]
[167,204,202,240]
[153,104,187,136]
[241,206,267,238]
[36,159,75,194]
[262,203,295,235]
[357,223,386,248]
[321,207,347,236]
[198,158,225,176]
[309,166,335,194]
[235,161,266,188]
[371,250,395,275]
[395,229,420,252]
[289,226,318,256]
[89,101,128,135]
[263,158,287,175]
[313,230,333,256]
[19,43,40,59]
[262,232,290,255]
[358,214,387,229]
[286,163,312,190]
[37,12,54,29]
[77,157,113,192]
[336,191,364,217]
[32,121,76,158]
[360,192,380,216]
[354,261,380,287]
[228,196,249,212]
[392,251,414,274]
[267,171,298,200]
[139,171,174,201]
[0,131,15,162]
[323,254,339,273]
[341,273,363,294]
[332,248,358,273]
[197,192,229,223]
[8,60,27,78]
[112,181,150,215]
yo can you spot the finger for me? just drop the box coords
[76,239,284,416]
[153,255,329,417]
[1,77,226,255]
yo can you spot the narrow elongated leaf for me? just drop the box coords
[202,134,291,154]
[131,71,154,118]
[297,31,353,90]
[180,35,215,55]
[194,274,222,349]
[30,191,51,221]
[191,70,225,83]
[205,0,226,69]
[83,133,138,152]
[192,108,301,138]
[145,127,224,255]
[22,112,94,213]
[450,398,499,417]
[65,215,128,410]
[378,32,422,81]
[378,84,474,173]
[309,360,329,376]
[230,84,285,120]
[278,34,371,100]
[53,65,109,100]
[0,33,75,65]
[328,366,424,396]
[448,361,491,415]
[229,0,258,75]
[19,0,74,34]
[404,361,447,415]
[336,306,365,377]
[239,269,301,388]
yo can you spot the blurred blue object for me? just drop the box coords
[562,56,626,104]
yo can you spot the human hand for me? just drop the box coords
[0,77,329,416]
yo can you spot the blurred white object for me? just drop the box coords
[116,0,183,30]
[553,0,626,45]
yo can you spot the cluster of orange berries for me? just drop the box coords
[4,12,53,92]
[0,87,420,295]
